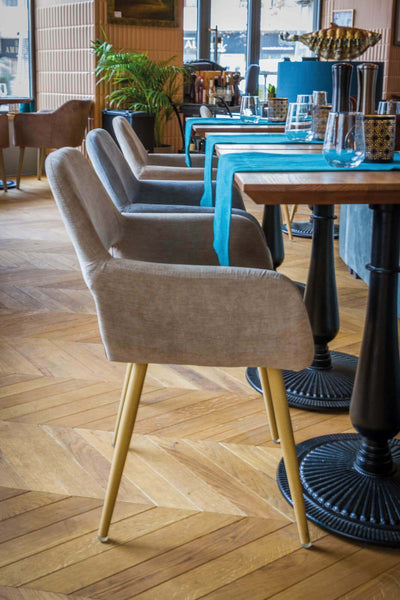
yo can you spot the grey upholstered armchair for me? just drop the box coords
[46,147,314,548]
[113,116,217,180]
[86,128,246,214]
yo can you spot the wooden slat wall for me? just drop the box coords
[94,0,184,149]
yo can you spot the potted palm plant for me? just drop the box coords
[92,39,186,151]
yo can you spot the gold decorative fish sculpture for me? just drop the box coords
[280,23,381,60]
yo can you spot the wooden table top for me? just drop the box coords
[216,145,400,206]
[192,123,285,137]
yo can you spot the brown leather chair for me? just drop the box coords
[13,99,93,188]
[0,113,9,192]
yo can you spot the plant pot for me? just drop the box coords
[152,144,174,153]
[102,109,155,152]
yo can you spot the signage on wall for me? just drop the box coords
[107,0,179,27]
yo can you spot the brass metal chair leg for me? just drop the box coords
[258,367,279,443]
[267,367,311,548]
[281,205,293,240]
[38,148,46,180]
[16,148,25,189]
[112,363,133,447]
[0,150,7,192]
[98,363,148,542]
[289,204,298,222]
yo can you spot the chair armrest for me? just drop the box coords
[137,179,245,210]
[92,257,314,370]
[147,153,217,168]
[114,211,272,269]
[138,165,216,181]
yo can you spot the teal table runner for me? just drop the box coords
[184,117,283,167]
[214,152,400,267]
[200,133,322,207]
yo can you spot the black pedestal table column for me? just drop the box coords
[247,203,357,411]
[278,204,400,546]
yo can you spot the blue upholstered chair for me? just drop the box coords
[86,128,246,214]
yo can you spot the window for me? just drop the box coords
[183,0,320,96]
[0,0,33,100]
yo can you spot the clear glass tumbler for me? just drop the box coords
[297,94,313,104]
[240,95,260,123]
[285,102,313,141]
[323,112,365,168]
[378,100,400,115]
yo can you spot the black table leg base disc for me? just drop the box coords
[282,222,339,239]
[277,434,400,547]
[246,351,357,411]
[0,180,17,190]
[283,351,357,411]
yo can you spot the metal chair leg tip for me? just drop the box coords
[273,438,280,444]
[301,541,312,549]
[97,535,109,543]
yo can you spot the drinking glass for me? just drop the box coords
[378,100,400,115]
[323,112,365,168]
[240,95,260,123]
[313,90,328,105]
[285,102,313,141]
[297,94,313,104]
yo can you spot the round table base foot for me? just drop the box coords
[0,180,17,190]
[278,433,400,547]
[282,221,339,239]
[246,351,357,412]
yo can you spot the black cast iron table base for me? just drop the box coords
[247,349,357,411]
[0,179,16,190]
[277,433,400,547]
[282,221,339,239]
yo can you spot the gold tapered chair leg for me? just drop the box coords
[112,363,133,447]
[38,148,46,180]
[289,204,298,222]
[258,367,279,443]
[281,204,293,241]
[267,367,311,548]
[98,363,148,542]
[16,147,25,189]
[0,150,7,192]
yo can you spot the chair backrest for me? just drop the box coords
[245,64,260,95]
[0,113,9,149]
[14,99,93,148]
[86,128,140,211]
[45,147,124,282]
[199,105,213,118]
[113,116,149,171]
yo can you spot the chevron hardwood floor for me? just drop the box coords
[1,178,400,599]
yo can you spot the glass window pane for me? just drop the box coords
[210,0,247,74]
[183,0,197,63]
[0,0,32,99]
[260,0,314,95]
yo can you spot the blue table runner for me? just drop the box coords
[184,117,284,167]
[200,133,322,207]
[214,152,400,267]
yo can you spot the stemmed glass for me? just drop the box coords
[240,95,260,123]
[323,112,365,168]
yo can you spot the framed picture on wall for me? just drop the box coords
[394,0,400,45]
[108,0,178,27]
[332,9,354,27]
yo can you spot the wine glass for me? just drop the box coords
[285,102,313,141]
[240,95,260,123]
[323,112,365,168]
